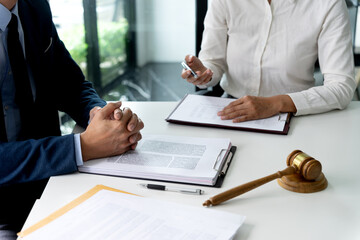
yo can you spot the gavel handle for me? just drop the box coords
[203,166,297,207]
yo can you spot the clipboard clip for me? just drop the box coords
[278,113,291,123]
[278,113,286,121]
[211,146,237,187]
[220,151,233,176]
[213,149,227,172]
[213,148,233,176]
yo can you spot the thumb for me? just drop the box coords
[97,102,122,120]
[185,54,193,63]
[89,107,102,122]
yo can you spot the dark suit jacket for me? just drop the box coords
[0,0,106,230]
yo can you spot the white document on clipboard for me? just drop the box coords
[78,134,235,186]
[166,94,291,135]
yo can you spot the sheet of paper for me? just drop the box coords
[79,135,232,185]
[168,94,288,132]
[20,187,245,240]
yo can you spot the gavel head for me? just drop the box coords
[286,150,322,181]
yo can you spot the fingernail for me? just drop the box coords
[129,124,135,131]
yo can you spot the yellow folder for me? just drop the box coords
[18,185,135,238]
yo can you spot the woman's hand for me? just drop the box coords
[181,55,213,86]
[217,95,297,122]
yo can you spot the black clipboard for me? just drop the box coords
[79,145,237,188]
[161,144,237,188]
[212,145,237,188]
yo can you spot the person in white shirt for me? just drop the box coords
[181,0,357,122]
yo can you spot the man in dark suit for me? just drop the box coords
[0,0,144,238]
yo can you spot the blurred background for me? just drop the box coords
[48,0,360,133]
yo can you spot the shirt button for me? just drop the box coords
[8,71,12,76]
[4,105,9,111]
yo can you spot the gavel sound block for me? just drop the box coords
[203,150,328,207]
[277,150,327,193]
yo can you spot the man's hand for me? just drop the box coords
[217,95,297,122]
[80,102,144,161]
[89,106,102,122]
[89,103,139,132]
[181,55,213,86]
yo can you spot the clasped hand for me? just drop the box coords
[80,102,144,161]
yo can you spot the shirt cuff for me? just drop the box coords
[287,92,309,116]
[74,133,84,166]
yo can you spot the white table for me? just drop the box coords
[22,101,360,240]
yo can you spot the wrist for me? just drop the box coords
[80,132,94,162]
[273,95,297,113]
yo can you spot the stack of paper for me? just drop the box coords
[79,135,233,186]
[18,185,246,240]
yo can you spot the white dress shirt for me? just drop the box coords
[199,0,357,115]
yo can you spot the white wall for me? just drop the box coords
[136,0,196,66]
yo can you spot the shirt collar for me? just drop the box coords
[0,2,19,32]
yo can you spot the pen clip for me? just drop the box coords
[178,189,204,195]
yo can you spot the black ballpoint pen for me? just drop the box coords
[139,183,204,195]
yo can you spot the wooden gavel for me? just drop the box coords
[203,150,325,207]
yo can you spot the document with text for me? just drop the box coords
[78,135,234,186]
[166,94,291,135]
[18,185,246,240]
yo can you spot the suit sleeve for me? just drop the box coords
[0,135,78,186]
[49,19,106,128]
[0,0,106,186]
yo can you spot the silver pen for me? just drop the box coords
[139,183,204,195]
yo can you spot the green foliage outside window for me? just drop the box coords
[99,19,128,65]
[58,19,129,134]
[59,18,129,82]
